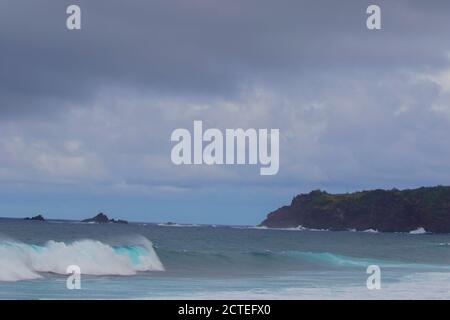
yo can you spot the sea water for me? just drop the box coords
[0,218,450,299]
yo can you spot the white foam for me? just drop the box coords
[363,229,379,233]
[0,236,164,282]
[157,223,201,227]
[235,225,329,232]
[148,272,450,300]
[409,227,427,234]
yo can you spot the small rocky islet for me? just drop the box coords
[24,212,128,224]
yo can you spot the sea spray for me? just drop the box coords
[0,236,164,281]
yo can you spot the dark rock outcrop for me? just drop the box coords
[260,186,450,233]
[82,213,128,224]
[24,214,45,221]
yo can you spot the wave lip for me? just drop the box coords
[0,236,164,282]
[286,251,449,270]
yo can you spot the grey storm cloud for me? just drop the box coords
[1,0,450,117]
[1,0,450,209]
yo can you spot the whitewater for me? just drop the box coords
[1,218,450,299]
[0,236,164,282]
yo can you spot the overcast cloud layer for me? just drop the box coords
[1,0,450,223]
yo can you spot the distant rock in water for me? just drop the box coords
[83,212,109,223]
[24,214,45,221]
[82,213,128,224]
[260,186,450,233]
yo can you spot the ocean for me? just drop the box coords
[1,218,450,299]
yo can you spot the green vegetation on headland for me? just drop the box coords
[260,186,450,233]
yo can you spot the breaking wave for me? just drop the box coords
[0,236,164,282]
[409,227,427,234]
[158,248,450,273]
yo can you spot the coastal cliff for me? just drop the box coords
[260,186,450,233]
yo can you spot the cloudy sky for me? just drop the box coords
[1,0,450,224]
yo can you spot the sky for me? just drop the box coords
[1,0,450,224]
